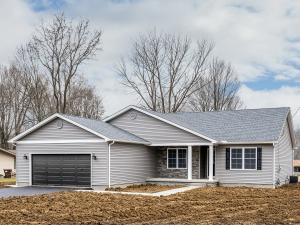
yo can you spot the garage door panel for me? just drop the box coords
[32,154,91,187]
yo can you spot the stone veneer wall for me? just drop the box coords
[156,146,200,179]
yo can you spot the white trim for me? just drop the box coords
[230,147,258,170]
[104,106,216,143]
[29,153,32,186]
[167,147,187,169]
[108,141,115,188]
[187,146,192,180]
[9,113,111,143]
[208,145,214,181]
[17,139,106,144]
[113,140,150,145]
[198,149,201,179]
[218,141,276,145]
[273,142,276,188]
[150,143,210,146]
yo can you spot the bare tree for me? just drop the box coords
[15,45,53,125]
[30,13,102,114]
[66,76,104,119]
[294,129,300,159]
[118,31,213,113]
[189,58,242,112]
[0,68,14,148]
[0,65,32,148]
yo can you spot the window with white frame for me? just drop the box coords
[244,148,257,169]
[230,147,257,170]
[167,148,187,169]
[231,148,243,169]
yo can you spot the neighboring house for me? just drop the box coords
[9,106,296,188]
[0,148,16,177]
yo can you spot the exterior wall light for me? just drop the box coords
[23,154,28,160]
[92,153,97,160]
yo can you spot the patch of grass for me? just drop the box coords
[0,178,16,183]
[0,177,16,188]
[105,183,184,193]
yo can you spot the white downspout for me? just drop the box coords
[273,142,276,188]
[108,141,115,188]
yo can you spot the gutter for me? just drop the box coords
[108,140,115,188]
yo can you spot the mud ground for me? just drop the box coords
[1,185,300,225]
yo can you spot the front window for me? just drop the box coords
[167,149,177,168]
[231,148,243,169]
[167,148,187,169]
[230,147,257,170]
[244,148,257,169]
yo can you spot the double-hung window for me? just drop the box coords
[231,148,243,169]
[167,148,187,169]
[230,147,257,170]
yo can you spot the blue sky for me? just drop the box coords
[1,0,300,127]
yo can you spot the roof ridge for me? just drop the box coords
[172,107,290,114]
[131,105,290,115]
[59,113,104,123]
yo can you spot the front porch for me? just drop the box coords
[148,144,217,186]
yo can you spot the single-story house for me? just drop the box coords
[0,148,16,177]
[9,106,296,188]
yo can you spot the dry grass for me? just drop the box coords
[105,183,184,193]
[0,178,15,189]
[1,185,300,224]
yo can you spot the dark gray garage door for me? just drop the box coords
[32,154,91,187]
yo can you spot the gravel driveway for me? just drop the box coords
[0,186,71,198]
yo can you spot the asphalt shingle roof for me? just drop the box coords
[138,107,290,143]
[0,148,16,156]
[60,114,149,144]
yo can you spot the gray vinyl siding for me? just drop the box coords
[109,109,210,144]
[274,120,293,185]
[110,143,156,185]
[22,118,100,141]
[215,144,274,185]
[16,142,108,186]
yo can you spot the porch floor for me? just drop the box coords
[146,178,218,187]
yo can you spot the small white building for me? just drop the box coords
[0,148,16,177]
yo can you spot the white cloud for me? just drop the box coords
[1,0,300,127]
[0,0,38,65]
[58,0,300,115]
[240,85,300,129]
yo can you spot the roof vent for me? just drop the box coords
[56,119,63,129]
[130,112,137,120]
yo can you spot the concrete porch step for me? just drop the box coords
[146,178,219,187]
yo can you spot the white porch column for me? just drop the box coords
[209,145,214,181]
[188,145,192,180]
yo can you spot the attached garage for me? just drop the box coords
[9,113,155,188]
[32,154,91,187]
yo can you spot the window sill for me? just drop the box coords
[167,168,187,170]
[230,169,257,171]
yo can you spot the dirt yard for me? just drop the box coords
[106,183,184,193]
[1,185,300,224]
